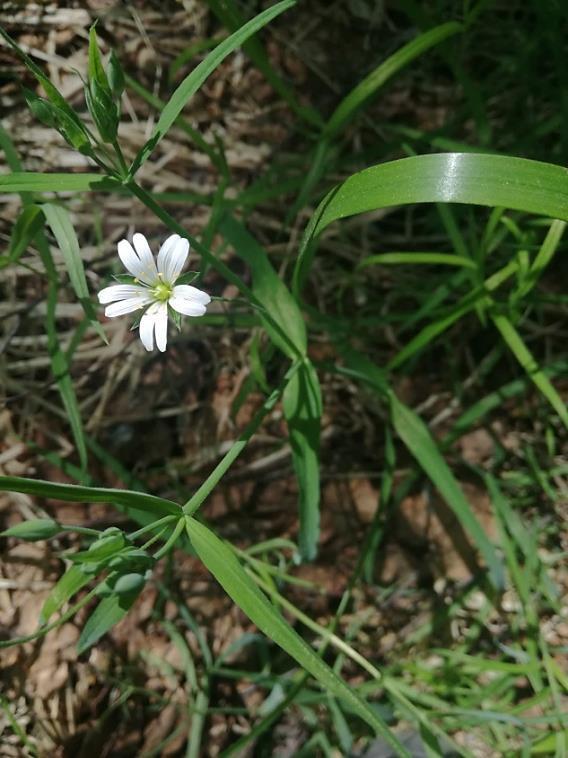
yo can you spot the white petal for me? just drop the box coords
[117,239,146,281]
[172,284,211,305]
[133,232,159,282]
[163,237,189,283]
[169,295,207,317]
[98,284,149,304]
[139,308,156,351]
[157,234,180,277]
[105,296,152,317]
[154,302,168,352]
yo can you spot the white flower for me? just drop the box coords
[98,233,211,352]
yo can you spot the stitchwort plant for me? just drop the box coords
[1,2,567,755]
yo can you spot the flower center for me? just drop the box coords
[153,282,173,302]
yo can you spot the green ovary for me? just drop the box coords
[153,282,173,302]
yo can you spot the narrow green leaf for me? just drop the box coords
[0,26,86,133]
[23,88,91,153]
[219,214,306,359]
[0,476,181,516]
[88,25,110,93]
[530,729,568,754]
[283,361,322,560]
[337,346,389,397]
[389,393,504,590]
[0,204,44,269]
[130,0,296,173]
[218,216,319,557]
[108,50,125,99]
[294,153,568,293]
[519,218,566,297]
[492,313,568,429]
[43,247,88,468]
[358,252,477,269]
[40,565,91,624]
[42,203,108,344]
[0,173,118,194]
[0,116,89,467]
[125,75,225,173]
[85,79,118,143]
[324,22,462,139]
[185,517,409,755]
[77,591,140,654]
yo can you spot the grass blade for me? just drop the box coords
[491,313,568,429]
[294,152,568,292]
[389,392,504,590]
[358,252,477,269]
[324,22,462,139]
[0,204,44,268]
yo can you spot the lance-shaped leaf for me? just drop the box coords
[42,203,108,344]
[283,361,322,560]
[23,88,92,153]
[185,517,409,756]
[0,27,87,134]
[0,476,181,517]
[0,204,44,269]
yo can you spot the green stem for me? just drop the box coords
[0,586,99,649]
[61,525,101,537]
[129,514,178,541]
[183,360,301,515]
[112,139,129,178]
[153,516,186,559]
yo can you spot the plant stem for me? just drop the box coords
[153,516,186,559]
[183,360,301,515]
[112,139,129,178]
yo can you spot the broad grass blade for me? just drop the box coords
[294,153,568,292]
